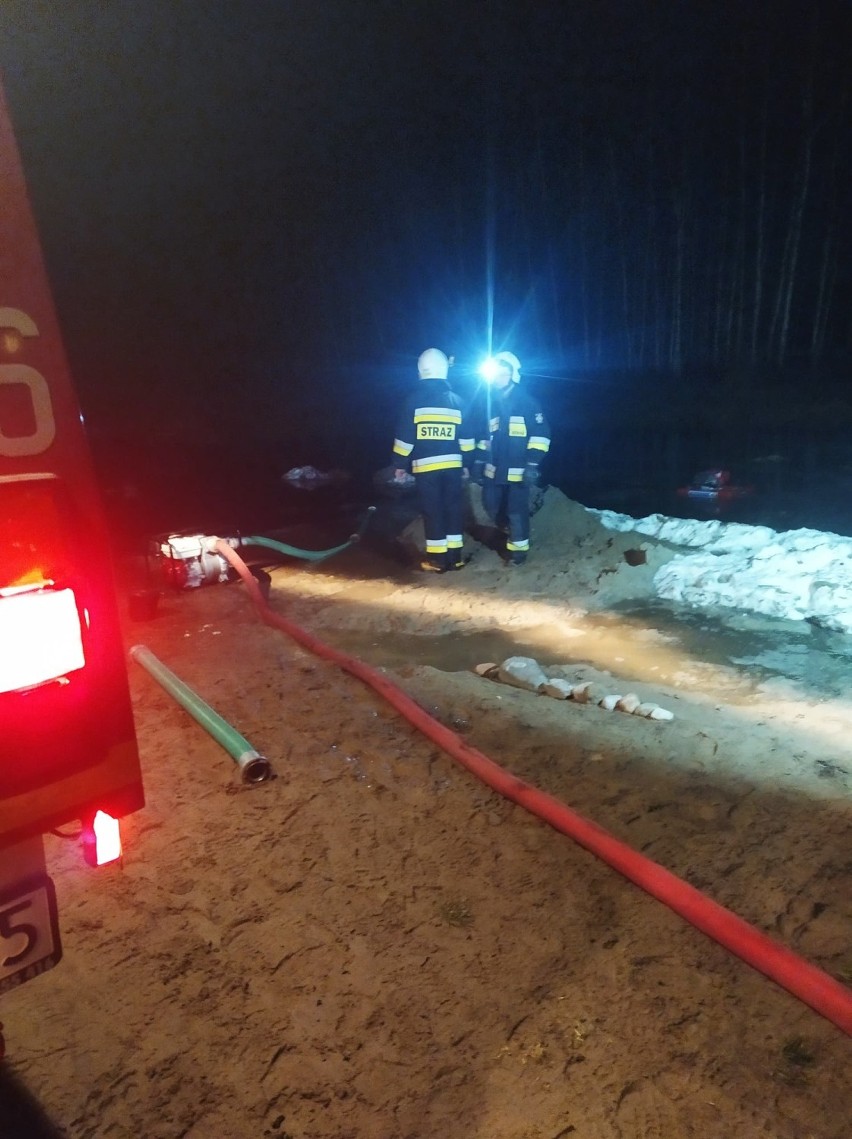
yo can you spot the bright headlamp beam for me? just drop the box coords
[479,357,499,382]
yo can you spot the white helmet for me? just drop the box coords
[417,347,449,380]
[493,350,521,383]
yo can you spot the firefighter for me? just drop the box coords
[392,348,475,573]
[473,351,551,565]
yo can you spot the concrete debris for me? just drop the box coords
[633,701,658,717]
[648,705,675,721]
[573,682,608,705]
[635,701,665,717]
[476,657,675,721]
[541,678,574,699]
[497,656,549,692]
[615,693,642,714]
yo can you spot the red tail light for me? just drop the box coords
[0,586,85,693]
[0,474,143,820]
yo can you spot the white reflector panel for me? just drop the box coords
[0,588,85,693]
[93,811,122,865]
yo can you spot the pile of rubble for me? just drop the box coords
[474,656,674,721]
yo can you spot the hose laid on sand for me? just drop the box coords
[129,644,272,784]
[215,538,852,1035]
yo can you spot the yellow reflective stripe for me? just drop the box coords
[414,405,462,417]
[489,417,500,432]
[425,540,448,553]
[412,455,462,472]
[507,538,530,551]
[484,463,496,478]
[507,467,525,482]
[528,437,550,451]
[393,439,414,456]
[476,440,489,452]
[413,407,461,423]
[459,439,475,452]
[446,534,463,549]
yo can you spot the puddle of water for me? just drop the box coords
[317,612,742,695]
[583,603,844,698]
[598,602,812,671]
[320,599,842,705]
[327,625,564,674]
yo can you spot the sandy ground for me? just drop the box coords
[1,488,851,1138]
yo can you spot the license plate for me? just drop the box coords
[0,875,62,995]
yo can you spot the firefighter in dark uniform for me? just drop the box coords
[392,348,475,573]
[474,351,551,565]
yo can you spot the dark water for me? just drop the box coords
[99,451,381,556]
[574,481,852,539]
[94,424,852,569]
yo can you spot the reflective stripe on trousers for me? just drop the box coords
[416,467,464,567]
[482,481,531,551]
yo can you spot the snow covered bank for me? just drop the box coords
[594,509,852,634]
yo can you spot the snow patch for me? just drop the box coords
[590,507,852,634]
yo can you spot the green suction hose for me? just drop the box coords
[129,645,272,784]
[244,505,376,563]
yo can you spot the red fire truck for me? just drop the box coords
[0,78,145,1023]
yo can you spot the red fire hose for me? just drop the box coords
[216,540,852,1035]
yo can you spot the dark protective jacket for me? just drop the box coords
[391,379,475,474]
[473,383,551,483]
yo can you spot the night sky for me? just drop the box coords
[1,1,851,491]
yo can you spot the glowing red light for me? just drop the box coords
[0,587,85,693]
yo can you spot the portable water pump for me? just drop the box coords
[151,533,243,590]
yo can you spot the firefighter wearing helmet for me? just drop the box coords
[391,348,475,572]
[473,351,551,565]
